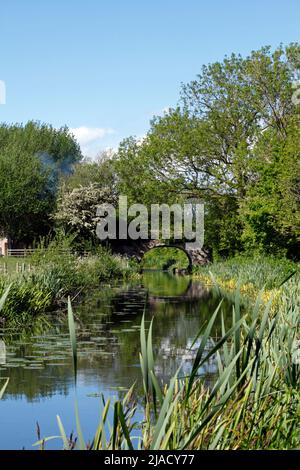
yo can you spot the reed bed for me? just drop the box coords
[0,244,134,324]
[24,270,299,450]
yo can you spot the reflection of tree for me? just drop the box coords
[0,315,51,345]
[1,363,72,401]
[1,275,235,402]
[142,272,191,297]
[109,288,234,391]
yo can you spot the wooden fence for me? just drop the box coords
[0,250,90,276]
[7,249,36,257]
[5,249,90,257]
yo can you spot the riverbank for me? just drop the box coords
[0,244,138,326]
[0,258,299,449]
[192,255,299,304]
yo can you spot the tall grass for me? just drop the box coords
[193,255,298,290]
[141,247,190,271]
[36,272,299,450]
[0,242,135,323]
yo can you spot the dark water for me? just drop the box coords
[0,272,233,450]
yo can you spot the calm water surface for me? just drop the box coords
[0,272,233,449]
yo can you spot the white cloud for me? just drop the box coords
[70,126,115,146]
[69,126,116,158]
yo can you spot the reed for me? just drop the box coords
[0,245,135,324]
[32,271,299,450]
[0,270,298,450]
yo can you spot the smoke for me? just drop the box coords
[37,152,75,196]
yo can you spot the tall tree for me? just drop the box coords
[240,119,300,257]
[0,148,54,242]
[115,43,300,257]
[0,121,82,242]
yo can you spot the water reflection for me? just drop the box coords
[0,272,234,449]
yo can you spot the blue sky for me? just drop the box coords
[1,0,300,157]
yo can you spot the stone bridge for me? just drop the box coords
[109,239,211,271]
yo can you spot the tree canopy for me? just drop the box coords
[0,121,82,242]
[114,43,300,258]
[1,44,299,258]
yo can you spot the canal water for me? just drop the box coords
[0,272,233,449]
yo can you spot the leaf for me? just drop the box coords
[117,402,134,450]
[150,371,180,450]
[32,436,61,447]
[186,300,223,399]
[68,297,77,384]
[0,285,11,313]
[0,378,9,399]
[93,398,110,450]
[56,415,69,450]
[75,398,86,450]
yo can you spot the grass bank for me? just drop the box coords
[192,255,299,303]
[0,242,137,325]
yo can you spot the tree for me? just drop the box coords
[62,150,116,192]
[0,148,55,242]
[0,121,82,242]
[115,43,300,258]
[240,120,300,257]
[54,184,117,245]
[0,121,82,167]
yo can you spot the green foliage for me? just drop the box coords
[76,247,131,282]
[0,147,55,241]
[240,121,300,257]
[30,238,132,294]
[41,276,299,450]
[0,121,82,242]
[0,276,52,323]
[1,44,299,257]
[141,247,190,270]
[0,257,27,274]
[62,150,116,191]
[115,43,300,259]
[193,255,299,290]
[0,121,82,166]
[0,240,133,323]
